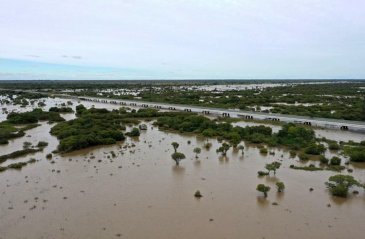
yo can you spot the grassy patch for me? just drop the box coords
[0,148,42,163]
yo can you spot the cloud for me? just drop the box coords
[25,54,40,58]
[0,0,365,79]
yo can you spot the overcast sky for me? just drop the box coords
[0,0,364,80]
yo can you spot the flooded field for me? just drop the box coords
[1,98,365,239]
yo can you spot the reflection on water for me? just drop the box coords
[256,197,270,208]
[172,165,186,176]
[275,191,285,201]
[218,155,230,164]
[193,159,202,168]
[0,97,365,239]
[264,175,279,183]
[329,196,348,206]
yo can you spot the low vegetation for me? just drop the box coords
[257,171,269,176]
[156,114,319,154]
[290,164,324,171]
[325,175,364,197]
[49,106,74,113]
[290,164,345,172]
[304,143,326,155]
[37,141,49,148]
[0,148,43,164]
[0,158,37,173]
[125,127,140,137]
[0,122,39,144]
[50,106,195,152]
[330,156,342,166]
[344,146,365,162]
[50,106,126,152]
[259,147,268,154]
[32,80,365,121]
[7,108,65,124]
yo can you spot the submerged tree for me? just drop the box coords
[193,147,201,158]
[171,152,186,166]
[325,174,363,197]
[126,127,140,137]
[330,156,341,166]
[216,142,231,156]
[265,161,281,175]
[23,141,32,149]
[227,132,241,148]
[256,184,271,197]
[194,190,203,198]
[257,171,269,176]
[171,142,179,153]
[276,182,285,192]
[204,142,212,150]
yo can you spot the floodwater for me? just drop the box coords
[1,97,365,239]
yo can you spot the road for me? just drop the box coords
[1,88,364,132]
[76,95,365,133]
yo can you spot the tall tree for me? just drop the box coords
[171,142,179,153]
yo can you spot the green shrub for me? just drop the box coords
[260,148,268,154]
[330,184,349,197]
[171,152,186,166]
[216,143,231,156]
[256,184,270,197]
[49,107,74,113]
[328,142,340,150]
[298,152,309,161]
[276,123,315,148]
[37,141,48,148]
[330,156,341,166]
[8,162,27,169]
[344,146,365,162]
[305,143,326,155]
[325,174,363,198]
[289,150,297,158]
[257,171,269,176]
[0,148,42,163]
[126,127,140,137]
[319,155,329,164]
[51,108,126,152]
[0,122,39,145]
[204,142,212,150]
[7,109,64,124]
[327,165,346,172]
[265,162,281,175]
[23,141,32,149]
[290,165,323,171]
[276,182,285,192]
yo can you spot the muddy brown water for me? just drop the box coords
[1,98,365,239]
